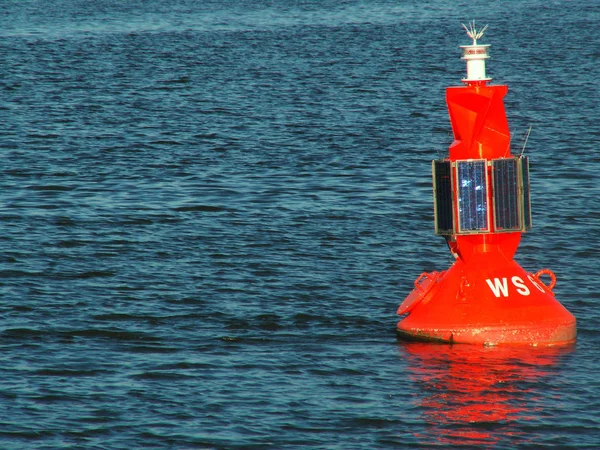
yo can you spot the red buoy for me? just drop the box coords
[396,22,576,346]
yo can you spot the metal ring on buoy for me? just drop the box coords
[414,272,429,293]
[534,269,557,290]
[414,271,440,293]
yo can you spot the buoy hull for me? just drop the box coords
[396,251,577,346]
[396,26,577,346]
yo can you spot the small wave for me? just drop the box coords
[72,270,117,279]
[173,205,226,212]
[32,368,104,377]
[130,371,194,380]
[25,184,75,191]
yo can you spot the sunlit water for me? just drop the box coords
[1,0,599,448]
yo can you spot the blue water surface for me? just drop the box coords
[1,0,599,448]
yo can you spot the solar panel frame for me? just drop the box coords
[520,156,533,230]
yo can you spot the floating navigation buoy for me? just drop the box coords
[396,22,577,346]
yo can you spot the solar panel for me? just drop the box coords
[456,160,489,233]
[492,158,520,231]
[432,160,454,234]
[430,156,532,236]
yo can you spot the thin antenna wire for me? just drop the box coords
[520,126,532,157]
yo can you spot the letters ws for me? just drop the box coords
[485,276,531,298]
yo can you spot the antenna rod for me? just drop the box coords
[520,126,532,156]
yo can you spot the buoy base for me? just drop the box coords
[396,249,577,347]
[396,321,577,347]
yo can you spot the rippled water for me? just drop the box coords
[1,0,599,448]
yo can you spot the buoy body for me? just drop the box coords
[396,23,576,346]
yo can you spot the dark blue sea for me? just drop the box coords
[1,0,599,448]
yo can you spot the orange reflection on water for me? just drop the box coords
[399,342,574,447]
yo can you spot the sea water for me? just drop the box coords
[1,0,599,448]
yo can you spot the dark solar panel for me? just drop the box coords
[433,160,454,234]
[493,158,520,231]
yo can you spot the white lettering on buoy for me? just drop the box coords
[485,276,533,297]
[486,278,509,297]
[511,276,530,296]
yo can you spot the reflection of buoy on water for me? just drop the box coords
[396,22,576,346]
[399,342,574,445]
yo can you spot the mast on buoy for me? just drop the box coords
[460,21,491,85]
